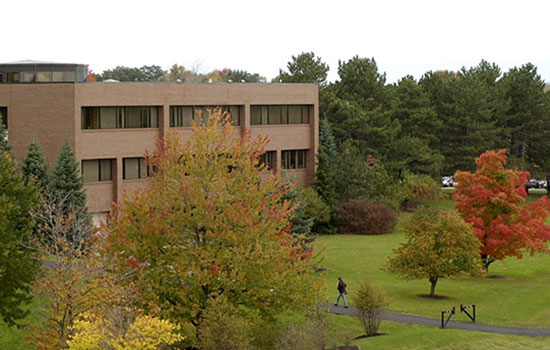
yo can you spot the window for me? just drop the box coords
[259,151,276,170]
[82,159,113,183]
[123,157,154,180]
[36,72,51,82]
[0,107,6,128]
[81,107,159,129]
[7,72,19,83]
[21,72,35,82]
[52,72,64,82]
[170,105,240,127]
[281,150,307,169]
[250,105,310,125]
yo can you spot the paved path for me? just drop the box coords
[329,305,550,337]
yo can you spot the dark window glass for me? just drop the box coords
[259,151,276,170]
[251,105,310,125]
[0,107,7,128]
[81,107,159,129]
[82,159,113,182]
[123,157,153,180]
[281,150,307,169]
[7,72,19,83]
[170,105,240,127]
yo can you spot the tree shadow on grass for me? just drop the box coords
[353,333,387,339]
[417,294,451,300]
[486,274,505,279]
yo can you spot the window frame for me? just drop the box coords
[281,150,307,170]
[82,159,113,183]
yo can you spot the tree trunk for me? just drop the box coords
[429,276,438,297]
[481,254,491,273]
[546,175,550,195]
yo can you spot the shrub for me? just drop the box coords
[274,308,328,350]
[336,199,397,235]
[352,275,387,337]
[298,186,331,226]
[198,297,256,350]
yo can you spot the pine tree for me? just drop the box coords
[22,139,50,189]
[315,118,338,208]
[277,52,329,85]
[0,118,14,158]
[282,181,314,236]
[50,140,87,213]
[0,152,39,325]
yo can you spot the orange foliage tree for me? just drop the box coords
[100,111,323,340]
[453,149,550,271]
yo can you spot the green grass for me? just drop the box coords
[329,316,550,350]
[320,192,550,348]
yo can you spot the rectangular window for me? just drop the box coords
[52,72,64,82]
[7,72,19,83]
[250,105,310,125]
[21,72,35,82]
[82,159,113,183]
[81,107,159,129]
[36,72,51,82]
[0,107,7,128]
[101,107,117,129]
[123,157,152,180]
[63,71,76,82]
[281,150,307,170]
[170,105,240,127]
[259,151,276,170]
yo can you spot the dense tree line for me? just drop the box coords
[276,53,550,183]
[91,64,266,83]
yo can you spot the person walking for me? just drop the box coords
[335,277,348,308]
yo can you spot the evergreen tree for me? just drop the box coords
[277,52,329,85]
[282,177,315,236]
[391,75,440,148]
[335,56,393,111]
[50,140,87,214]
[0,118,13,158]
[0,152,39,325]
[315,118,338,208]
[501,63,547,168]
[420,63,505,174]
[22,139,49,189]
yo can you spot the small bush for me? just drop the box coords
[274,308,328,350]
[352,275,387,337]
[336,199,397,235]
[299,186,331,226]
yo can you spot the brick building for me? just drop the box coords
[0,61,318,215]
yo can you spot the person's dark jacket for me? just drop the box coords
[337,280,347,294]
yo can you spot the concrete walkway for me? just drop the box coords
[330,305,550,337]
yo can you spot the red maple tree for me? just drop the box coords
[453,149,550,271]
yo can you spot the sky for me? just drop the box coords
[2,0,550,84]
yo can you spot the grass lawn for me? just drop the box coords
[320,192,550,348]
[329,316,550,350]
